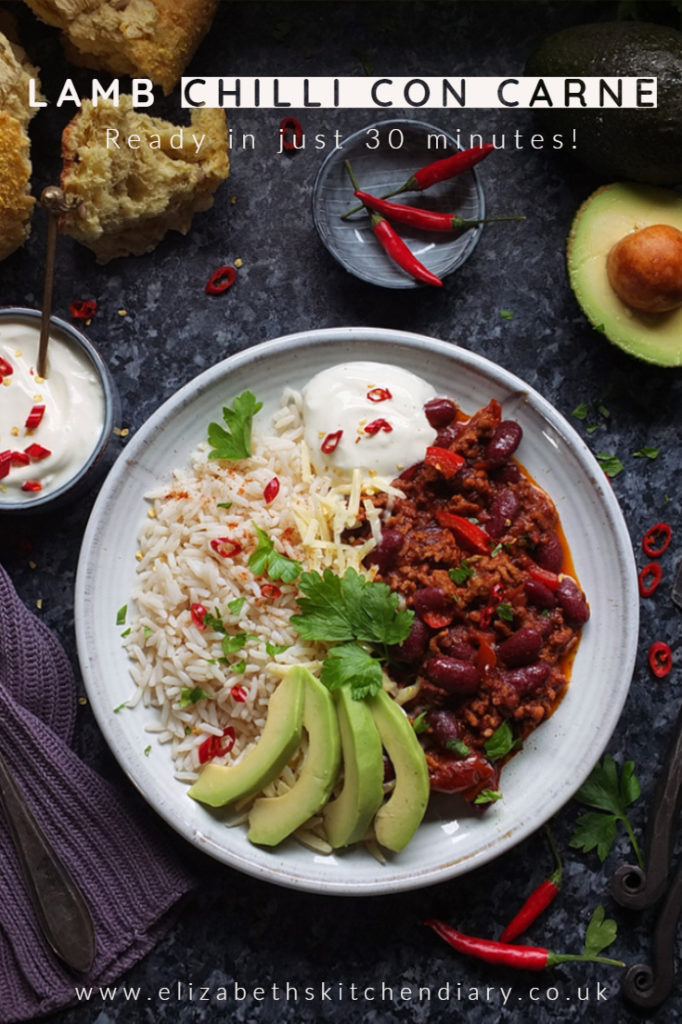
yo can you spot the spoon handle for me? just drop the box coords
[0,749,96,973]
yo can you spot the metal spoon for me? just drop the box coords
[37,186,78,380]
[0,748,96,973]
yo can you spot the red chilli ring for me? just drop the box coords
[279,117,303,151]
[649,641,673,679]
[205,266,237,295]
[638,562,662,598]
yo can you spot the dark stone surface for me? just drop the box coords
[1,2,681,1021]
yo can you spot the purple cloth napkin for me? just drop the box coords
[0,565,196,1023]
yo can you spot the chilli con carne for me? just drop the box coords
[361,394,590,801]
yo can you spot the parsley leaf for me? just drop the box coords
[633,446,659,460]
[446,738,471,757]
[596,452,624,478]
[222,633,248,656]
[179,686,212,707]
[572,402,589,421]
[583,905,618,959]
[496,602,514,623]
[320,643,384,699]
[203,608,226,634]
[116,604,127,625]
[412,711,429,734]
[227,597,245,615]
[449,561,474,585]
[499,309,514,320]
[484,720,519,761]
[248,524,301,582]
[569,754,643,866]
[208,391,263,461]
[474,789,502,805]
[265,641,290,656]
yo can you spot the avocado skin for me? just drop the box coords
[525,22,682,186]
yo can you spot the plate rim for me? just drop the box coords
[75,326,639,895]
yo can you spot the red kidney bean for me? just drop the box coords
[555,576,590,625]
[434,424,459,448]
[502,660,551,695]
[497,627,544,668]
[413,586,453,620]
[429,751,496,793]
[487,488,520,538]
[492,462,521,484]
[442,627,477,662]
[424,397,457,429]
[523,577,556,610]
[427,709,461,748]
[394,617,430,662]
[534,531,563,573]
[485,421,523,466]
[425,657,481,695]
[370,528,403,572]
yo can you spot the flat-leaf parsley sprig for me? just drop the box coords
[569,754,643,867]
[290,567,414,699]
[208,390,262,460]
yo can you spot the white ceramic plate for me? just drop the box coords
[75,328,638,895]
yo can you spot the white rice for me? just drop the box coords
[123,389,400,786]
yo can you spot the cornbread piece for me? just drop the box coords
[0,112,34,260]
[22,0,217,94]
[0,27,41,128]
[60,96,229,262]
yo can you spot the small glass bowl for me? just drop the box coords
[312,119,486,289]
[0,307,118,514]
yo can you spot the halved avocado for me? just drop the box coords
[567,183,682,366]
[247,669,341,847]
[323,684,385,849]
[187,667,304,808]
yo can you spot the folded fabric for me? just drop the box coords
[0,565,196,1023]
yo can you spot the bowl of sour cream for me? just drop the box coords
[0,307,117,512]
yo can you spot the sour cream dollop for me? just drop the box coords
[302,362,437,481]
[0,319,106,502]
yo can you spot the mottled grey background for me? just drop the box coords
[1,2,681,1022]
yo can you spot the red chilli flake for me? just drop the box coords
[638,562,662,598]
[231,684,248,703]
[0,357,13,376]
[321,430,343,453]
[205,266,237,295]
[198,726,236,764]
[25,404,45,430]
[649,641,673,679]
[280,116,303,152]
[190,603,208,629]
[367,387,392,403]
[69,300,97,320]
[364,419,393,436]
[210,537,242,558]
[642,522,672,558]
[260,583,282,600]
[264,477,280,503]
[10,451,30,467]
[24,443,51,460]
[0,451,11,479]
[21,481,42,492]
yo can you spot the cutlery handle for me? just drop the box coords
[0,750,96,973]
[622,857,682,1008]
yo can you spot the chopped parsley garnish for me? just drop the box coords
[490,543,503,557]
[633,446,659,460]
[596,452,624,478]
[248,524,302,582]
[120,627,131,638]
[496,602,514,623]
[227,597,245,615]
[221,633,248,656]
[266,642,290,656]
[143,626,153,637]
[569,754,643,866]
[572,402,589,421]
[116,604,127,625]
[290,567,414,700]
[179,686,212,707]
[113,701,128,713]
[217,501,232,509]
[449,561,474,585]
[484,720,519,761]
[144,745,152,757]
[499,309,514,320]
[203,608,227,633]
[208,390,262,460]
[412,711,429,734]
[474,789,503,805]
[446,738,471,757]
[232,659,247,674]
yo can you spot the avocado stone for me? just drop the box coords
[322,684,385,849]
[187,667,305,808]
[247,668,341,847]
[567,182,682,366]
[367,688,430,853]
[525,22,682,186]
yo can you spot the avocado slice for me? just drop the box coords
[323,684,385,849]
[525,22,682,186]
[367,688,430,853]
[187,667,305,808]
[247,668,341,847]
[567,183,682,366]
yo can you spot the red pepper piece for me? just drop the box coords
[425,919,623,970]
[422,610,454,629]
[190,603,208,629]
[210,537,242,558]
[280,116,303,152]
[69,299,97,319]
[475,636,497,673]
[24,443,51,461]
[231,684,248,703]
[260,583,282,600]
[21,480,42,492]
[367,387,392,402]
[354,191,523,233]
[499,826,562,942]
[0,450,11,479]
[364,418,393,436]
[0,356,13,376]
[424,446,465,479]
[205,266,237,295]
[10,451,30,467]
[321,430,343,454]
[528,567,561,591]
[638,562,662,598]
[642,522,672,558]
[25,404,45,430]
[264,477,280,503]
[436,511,491,555]
[649,641,673,678]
